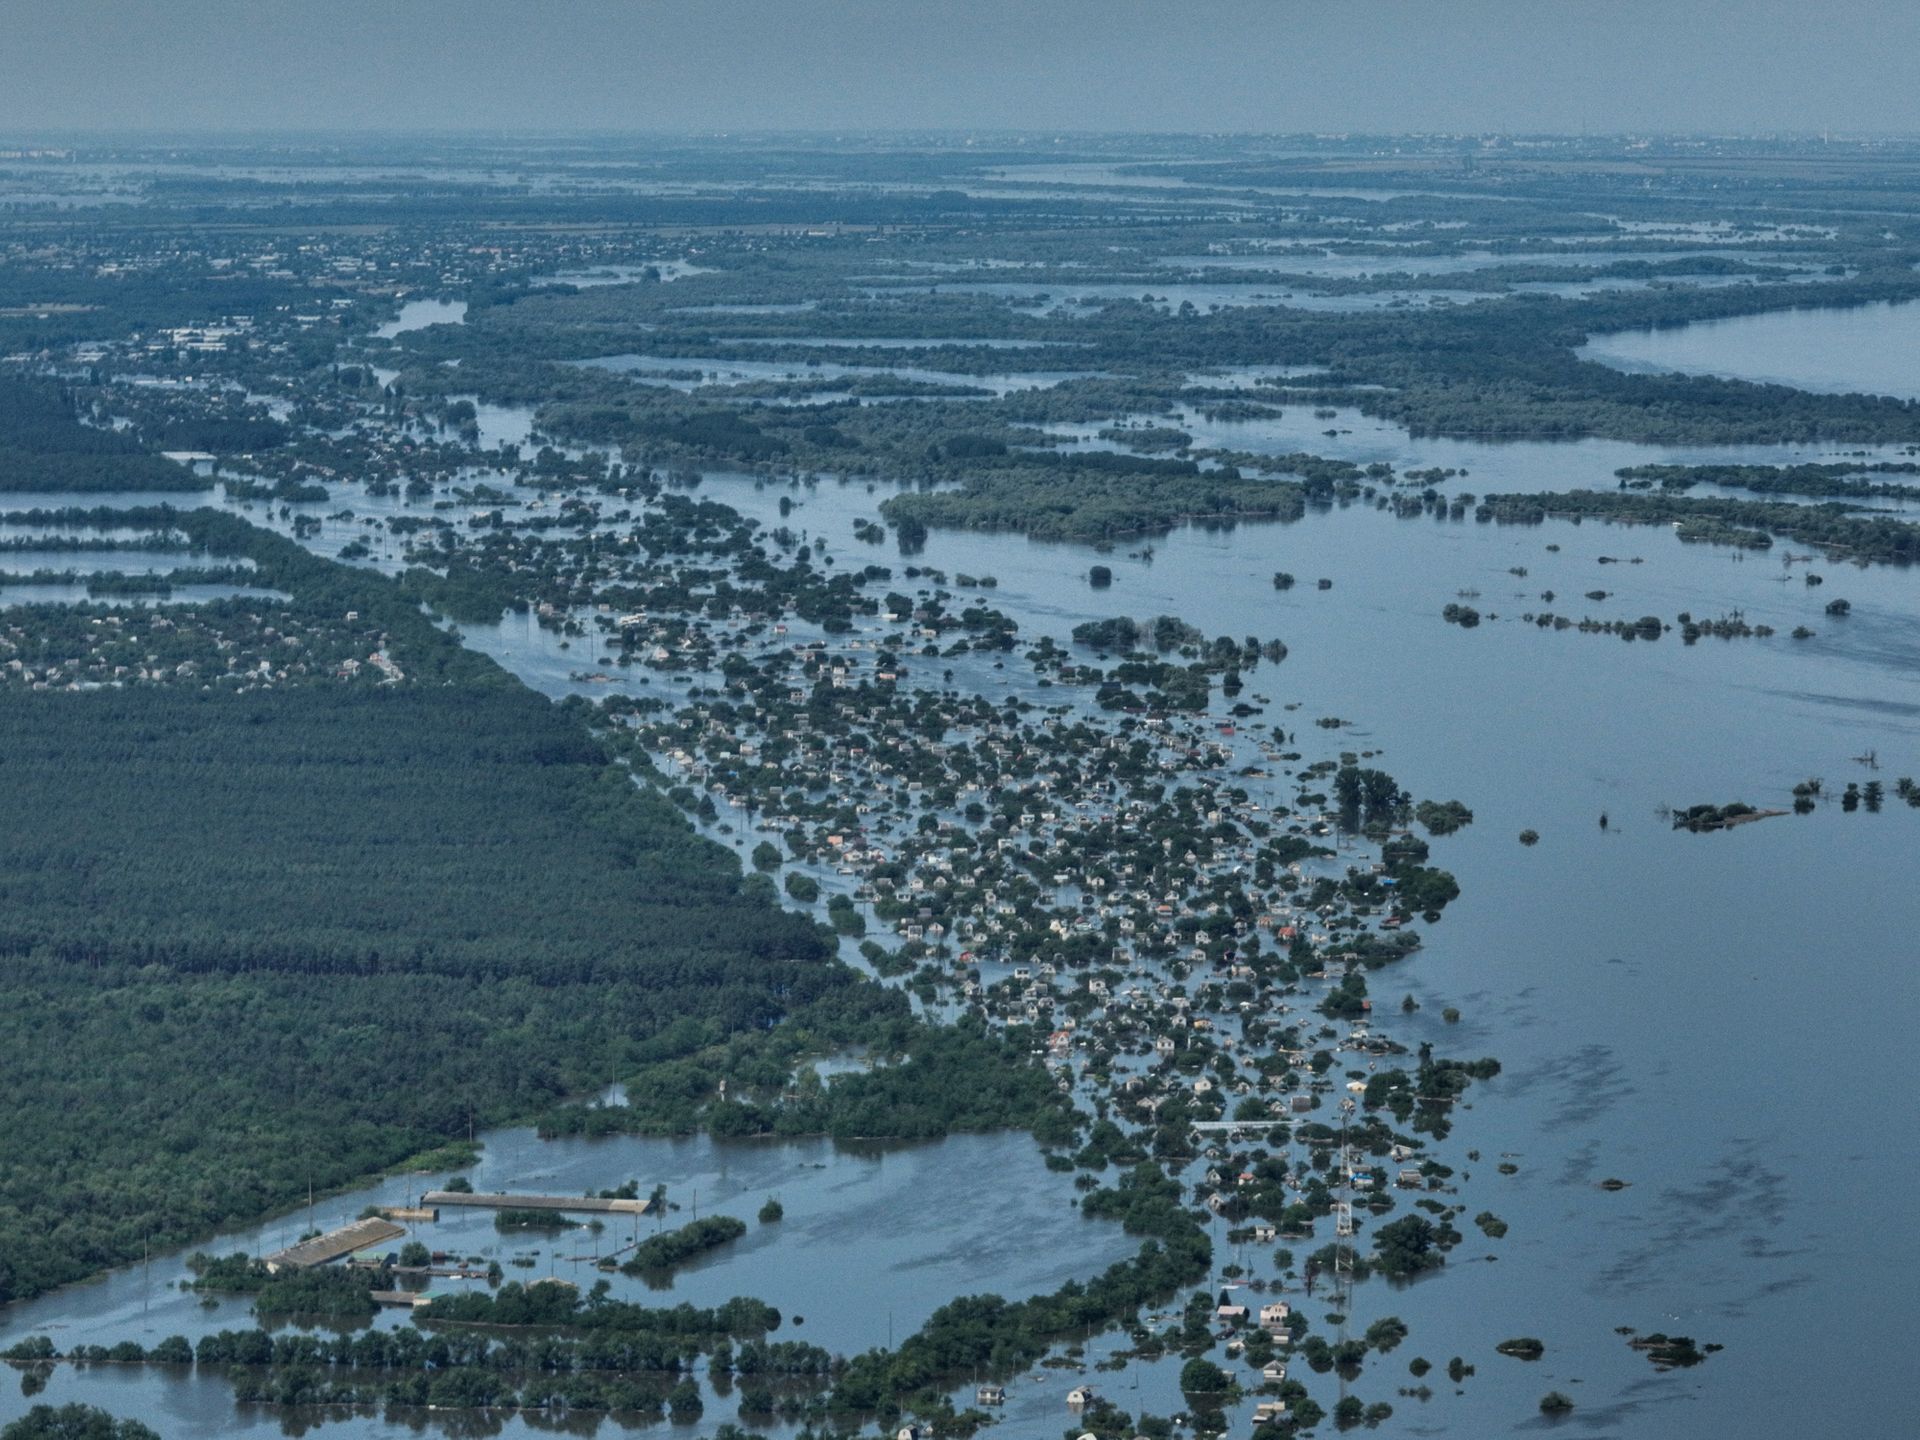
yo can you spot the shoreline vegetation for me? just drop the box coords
[1669,803,1789,832]
[1475,489,1920,564]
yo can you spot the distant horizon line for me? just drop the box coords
[4,126,1920,146]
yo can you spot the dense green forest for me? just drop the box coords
[0,498,932,1307]
[0,681,894,1306]
[0,686,837,983]
[0,378,204,492]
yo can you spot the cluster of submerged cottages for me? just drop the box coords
[385,462,1464,1422]
[25,316,1477,1427]
[587,577,1458,1342]
[935,1294,1299,1431]
[935,1295,1300,1430]
[368,471,1455,1430]
[245,553,1423,1420]
[627,612,1429,1110]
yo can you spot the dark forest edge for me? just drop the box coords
[0,506,1064,1309]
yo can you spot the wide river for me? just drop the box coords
[4,303,1920,1437]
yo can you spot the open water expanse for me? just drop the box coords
[4,301,1920,1437]
[1579,298,1920,400]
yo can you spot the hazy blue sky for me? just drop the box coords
[3,0,1916,137]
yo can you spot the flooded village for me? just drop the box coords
[5,131,1920,1440]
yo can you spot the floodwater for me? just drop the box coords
[1089,391,1920,490]
[872,279,1481,314]
[534,263,712,289]
[578,352,1098,396]
[1579,298,1920,400]
[0,583,279,608]
[9,308,1920,1436]
[295,379,1920,1438]
[373,300,468,340]
[680,455,1920,1440]
[1153,247,1803,280]
[977,160,1502,205]
[0,549,211,573]
[0,1126,1128,1439]
[726,337,1061,351]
